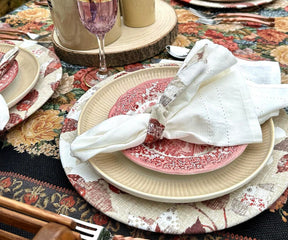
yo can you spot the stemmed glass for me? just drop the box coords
[77,0,118,82]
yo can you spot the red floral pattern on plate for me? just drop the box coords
[68,174,115,213]
[109,77,247,175]
[4,113,22,129]
[61,118,78,133]
[16,89,39,112]
[277,154,288,173]
[0,52,18,92]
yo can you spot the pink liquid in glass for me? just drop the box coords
[77,0,118,37]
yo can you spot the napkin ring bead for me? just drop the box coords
[144,118,165,144]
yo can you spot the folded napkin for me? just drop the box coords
[0,94,9,130]
[71,39,287,162]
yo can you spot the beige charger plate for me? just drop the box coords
[78,67,274,203]
[0,43,40,108]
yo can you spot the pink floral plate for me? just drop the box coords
[180,0,274,8]
[0,40,62,132]
[109,77,247,175]
[0,52,18,92]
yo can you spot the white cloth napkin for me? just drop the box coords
[0,94,9,130]
[71,39,287,162]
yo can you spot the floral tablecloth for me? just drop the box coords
[1,0,288,239]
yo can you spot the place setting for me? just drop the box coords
[59,37,288,234]
[1,0,288,239]
[54,0,288,234]
[0,39,62,132]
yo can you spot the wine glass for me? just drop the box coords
[77,0,118,82]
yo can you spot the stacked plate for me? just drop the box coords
[0,42,62,131]
[77,66,274,203]
[59,64,288,234]
[0,44,40,108]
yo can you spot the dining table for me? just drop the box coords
[0,0,288,239]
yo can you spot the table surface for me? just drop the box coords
[1,0,288,239]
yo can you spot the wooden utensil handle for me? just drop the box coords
[217,13,274,22]
[0,206,81,240]
[0,206,46,234]
[33,223,79,240]
[0,229,29,240]
[0,196,76,229]
[0,28,27,35]
[0,34,22,41]
[34,0,48,6]
[216,17,275,27]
